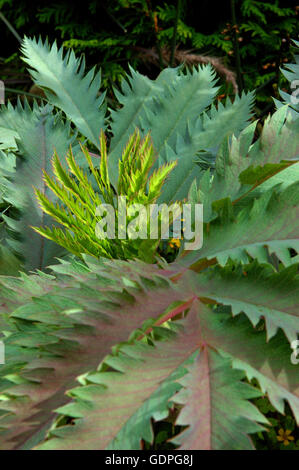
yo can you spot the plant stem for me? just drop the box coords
[0,12,22,43]
[102,5,127,33]
[4,87,48,101]
[146,0,165,69]
[230,0,243,94]
[170,0,182,67]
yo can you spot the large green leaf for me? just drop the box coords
[0,259,190,450]
[191,262,299,343]
[158,89,255,202]
[139,66,219,160]
[187,106,299,223]
[181,182,299,268]
[36,303,266,450]
[21,37,106,149]
[109,65,254,201]
[1,102,74,271]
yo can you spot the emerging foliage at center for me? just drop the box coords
[33,130,176,262]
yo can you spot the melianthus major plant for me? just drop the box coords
[0,37,298,450]
[0,37,254,274]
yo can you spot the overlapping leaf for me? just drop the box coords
[35,303,265,450]
[35,297,299,450]
[109,65,254,201]
[181,181,299,268]
[0,256,298,449]
[172,349,265,450]
[187,106,299,223]
[21,37,106,149]
[0,103,74,271]
[0,260,193,450]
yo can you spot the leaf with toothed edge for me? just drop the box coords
[0,102,73,271]
[21,36,107,149]
[0,260,194,450]
[36,304,267,450]
[0,258,298,449]
[180,182,299,268]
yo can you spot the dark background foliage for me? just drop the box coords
[1,0,299,117]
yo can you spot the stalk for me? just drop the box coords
[170,0,182,67]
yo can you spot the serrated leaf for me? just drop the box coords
[202,311,299,425]
[21,37,106,148]
[0,260,192,449]
[172,349,265,450]
[181,183,299,267]
[1,103,73,271]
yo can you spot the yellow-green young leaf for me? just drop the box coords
[34,130,176,262]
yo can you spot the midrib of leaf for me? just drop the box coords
[204,348,212,449]
[232,162,297,206]
[38,117,46,271]
[107,352,196,450]
[20,417,54,451]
